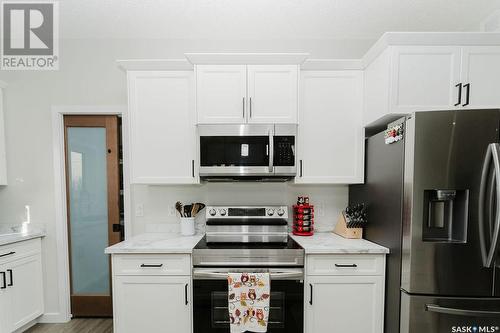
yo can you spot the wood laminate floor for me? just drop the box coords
[26,319,113,333]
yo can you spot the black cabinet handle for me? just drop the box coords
[300,160,303,177]
[454,83,462,106]
[0,251,15,258]
[140,264,163,268]
[463,83,470,106]
[309,283,313,305]
[192,160,195,178]
[185,283,189,305]
[0,272,5,289]
[335,263,358,268]
[7,269,12,287]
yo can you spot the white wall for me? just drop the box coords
[0,37,370,321]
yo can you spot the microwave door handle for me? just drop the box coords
[269,129,274,173]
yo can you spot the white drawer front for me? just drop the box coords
[307,254,384,276]
[113,254,190,276]
[0,238,41,264]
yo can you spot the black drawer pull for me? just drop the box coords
[335,264,358,268]
[140,264,163,268]
[309,283,313,305]
[0,272,5,289]
[7,269,12,287]
[185,283,189,305]
[0,251,15,258]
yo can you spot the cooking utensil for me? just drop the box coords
[175,201,184,217]
[184,205,192,218]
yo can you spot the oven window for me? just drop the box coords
[200,136,269,167]
[194,280,303,333]
[211,291,285,329]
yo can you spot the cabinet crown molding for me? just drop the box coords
[117,59,193,71]
[185,53,309,65]
[363,32,500,67]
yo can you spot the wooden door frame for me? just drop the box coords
[64,115,120,317]
[48,106,129,323]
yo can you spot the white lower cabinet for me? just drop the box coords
[304,254,385,333]
[0,238,44,333]
[111,254,191,333]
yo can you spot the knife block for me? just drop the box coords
[333,212,363,239]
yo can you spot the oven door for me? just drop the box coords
[199,124,274,177]
[193,268,304,333]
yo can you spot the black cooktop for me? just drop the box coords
[194,236,302,250]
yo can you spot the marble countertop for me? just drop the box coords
[105,231,388,255]
[105,232,204,254]
[0,224,46,246]
[290,232,389,254]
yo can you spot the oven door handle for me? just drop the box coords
[193,269,303,280]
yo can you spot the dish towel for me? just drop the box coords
[228,272,270,333]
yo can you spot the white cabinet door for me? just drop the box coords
[297,71,364,184]
[196,65,247,124]
[390,46,461,114]
[0,254,44,332]
[247,65,298,124]
[128,71,197,184]
[460,46,500,109]
[113,275,191,333]
[0,262,12,333]
[306,275,384,333]
[0,86,7,185]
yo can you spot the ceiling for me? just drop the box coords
[60,0,500,40]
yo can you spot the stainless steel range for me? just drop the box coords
[192,205,305,333]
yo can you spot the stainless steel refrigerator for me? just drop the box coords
[350,109,500,333]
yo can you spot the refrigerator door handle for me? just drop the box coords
[425,304,500,317]
[479,143,500,268]
[479,144,493,266]
[486,143,500,268]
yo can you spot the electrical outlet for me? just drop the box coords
[317,203,325,217]
[135,203,144,217]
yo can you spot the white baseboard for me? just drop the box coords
[38,312,71,324]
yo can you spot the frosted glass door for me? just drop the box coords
[67,127,109,295]
[64,115,120,317]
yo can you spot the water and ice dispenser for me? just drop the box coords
[422,189,469,242]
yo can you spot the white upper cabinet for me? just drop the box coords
[196,65,247,124]
[297,71,364,184]
[460,46,500,108]
[247,65,298,123]
[0,83,7,186]
[364,35,500,126]
[127,71,198,184]
[390,46,461,114]
[196,65,298,124]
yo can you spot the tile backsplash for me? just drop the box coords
[131,183,348,235]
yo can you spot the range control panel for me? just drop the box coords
[205,206,288,219]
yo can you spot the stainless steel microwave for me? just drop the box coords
[198,124,297,181]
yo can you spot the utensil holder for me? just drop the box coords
[180,217,196,236]
[333,212,362,239]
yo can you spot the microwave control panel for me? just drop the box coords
[274,136,295,166]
